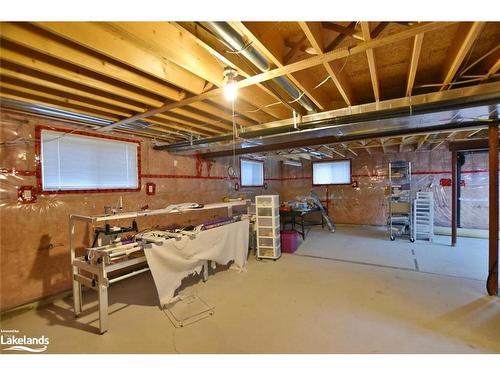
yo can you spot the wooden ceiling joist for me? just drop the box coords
[99,21,453,131]
[360,22,380,102]
[172,22,291,122]
[32,22,207,95]
[324,22,357,52]
[232,21,329,112]
[440,22,486,90]
[299,21,355,107]
[283,35,308,63]
[321,22,364,40]
[406,33,424,97]
[322,144,345,158]
[416,134,430,150]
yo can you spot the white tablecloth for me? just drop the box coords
[144,220,249,306]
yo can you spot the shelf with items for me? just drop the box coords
[256,195,281,260]
[388,161,414,242]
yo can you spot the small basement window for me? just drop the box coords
[39,129,140,192]
[312,160,352,185]
[240,158,264,187]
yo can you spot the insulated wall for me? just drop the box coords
[0,111,281,311]
[280,148,490,229]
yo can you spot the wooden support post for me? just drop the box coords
[487,122,499,295]
[451,151,458,246]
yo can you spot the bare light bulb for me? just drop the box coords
[224,80,238,101]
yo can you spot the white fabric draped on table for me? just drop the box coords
[144,220,249,306]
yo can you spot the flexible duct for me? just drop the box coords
[203,22,317,113]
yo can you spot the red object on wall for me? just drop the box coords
[17,186,37,203]
[440,178,466,187]
[146,182,156,195]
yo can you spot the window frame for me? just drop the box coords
[311,159,352,186]
[239,157,265,188]
[35,125,141,194]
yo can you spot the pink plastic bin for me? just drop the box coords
[280,230,299,253]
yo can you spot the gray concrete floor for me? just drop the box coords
[1,225,499,353]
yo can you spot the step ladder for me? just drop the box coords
[310,190,336,232]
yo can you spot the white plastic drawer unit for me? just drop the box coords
[258,237,280,247]
[256,216,279,227]
[255,195,280,207]
[255,194,281,260]
[257,226,280,237]
[258,247,280,258]
[257,207,278,217]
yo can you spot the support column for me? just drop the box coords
[451,151,458,246]
[487,123,499,295]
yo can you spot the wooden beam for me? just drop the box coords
[432,131,457,150]
[460,45,500,77]
[361,22,380,101]
[448,136,499,151]
[440,22,486,90]
[416,134,429,150]
[488,122,499,295]
[406,33,424,97]
[0,23,186,102]
[342,143,358,156]
[322,144,345,158]
[173,22,286,123]
[32,21,286,124]
[234,21,328,111]
[283,35,308,63]
[103,22,454,130]
[321,22,364,40]
[32,22,207,94]
[485,58,500,79]
[466,129,482,138]
[399,136,405,152]
[324,22,358,53]
[0,66,146,114]
[299,21,354,106]
[371,22,390,39]
[380,139,386,153]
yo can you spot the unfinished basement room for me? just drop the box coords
[1,2,500,369]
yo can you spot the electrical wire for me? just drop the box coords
[225,41,254,54]
[0,123,91,148]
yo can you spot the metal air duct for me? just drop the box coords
[204,22,317,113]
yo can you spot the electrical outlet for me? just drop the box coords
[146,182,156,195]
[18,186,37,203]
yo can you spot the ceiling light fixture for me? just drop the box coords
[223,67,238,101]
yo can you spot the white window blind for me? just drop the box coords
[312,160,351,185]
[40,130,139,191]
[241,159,264,187]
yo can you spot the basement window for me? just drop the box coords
[312,160,352,185]
[39,128,140,193]
[240,158,264,187]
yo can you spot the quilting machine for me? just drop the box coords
[70,200,249,334]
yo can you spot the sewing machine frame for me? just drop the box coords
[70,201,248,334]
